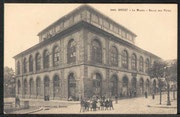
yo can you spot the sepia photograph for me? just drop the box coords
[4,3,177,114]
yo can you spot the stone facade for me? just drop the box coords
[14,5,160,101]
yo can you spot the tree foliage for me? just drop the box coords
[166,60,177,82]
[4,66,15,97]
[148,60,167,79]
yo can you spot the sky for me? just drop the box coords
[4,4,177,70]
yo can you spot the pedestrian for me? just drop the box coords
[115,95,118,104]
[109,98,114,110]
[15,96,20,108]
[92,100,97,111]
[100,98,104,110]
[96,99,101,110]
[134,90,136,97]
[105,99,109,110]
[145,91,148,98]
[130,90,132,98]
[80,99,85,112]
[152,92,155,100]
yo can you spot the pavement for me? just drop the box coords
[4,91,177,114]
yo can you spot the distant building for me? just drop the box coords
[14,5,160,100]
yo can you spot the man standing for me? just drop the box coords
[15,96,20,108]
[115,95,118,104]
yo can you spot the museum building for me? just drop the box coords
[14,5,161,100]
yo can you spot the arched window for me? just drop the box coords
[17,61,20,75]
[36,77,41,97]
[145,58,150,73]
[53,75,60,98]
[139,78,144,95]
[36,53,41,71]
[92,73,102,96]
[122,76,128,97]
[53,46,60,67]
[122,50,128,69]
[110,46,118,66]
[23,58,27,73]
[122,76,128,87]
[91,39,102,64]
[17,80,21,94]
[29,78,33,97]
[110,75,118,96]
[146,79,150,93]
[131,53,137,70]
[139,56,144,72]
[153,79,156,93]
[67,39,76,64]
[68,73,76,98]
[23,79,27,95]
[131,77,137,94]
[29,55,33,72]
[43,50,49,69]
[44,76,50,97]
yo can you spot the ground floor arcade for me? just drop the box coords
[16,65,159,100]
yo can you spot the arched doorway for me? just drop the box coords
[122,76,128,97]
[53,75,60,98]
[131,77,137,97]
[139,78,144,95]
[68,73,76,99]
[44,76,50,98]
[153,79,156,93]
[17,80,21,95]
[36,77,41,98]
[110,75,118,96]
[146,79,150,94]
[23,79,27,97]
[29,78,34,97]
[92,73,102,97]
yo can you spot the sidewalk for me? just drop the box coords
[32,92,177,114]
[4,91,177,114]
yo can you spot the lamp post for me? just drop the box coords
[173,85,176,100]
[167,83,171,105]
[164,66,171,106]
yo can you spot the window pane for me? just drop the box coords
[67,39,76,64]
[92,40,102,64]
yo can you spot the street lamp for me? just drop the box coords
[164,66,171,106]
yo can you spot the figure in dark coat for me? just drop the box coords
[115,95,118,104]
[80,99,85,112]
[145,91,148,98]
[105,99,109,110]
[109,98,114,110]
[15,96,20,108]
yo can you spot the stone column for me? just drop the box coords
[33,55,36,73]
[105,38,110,66]
[105,68,110,97]
[83,28,88,64]
[49,52,53,68]
[32,79,36,99]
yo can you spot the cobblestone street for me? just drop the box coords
[32,92,177,114]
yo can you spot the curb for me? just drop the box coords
[23,108,43,114]
[147,105,177,109]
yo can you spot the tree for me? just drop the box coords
[148,60,167,104]
[167,60,177,82]
[4,66,16,97]
[165,59,177,100]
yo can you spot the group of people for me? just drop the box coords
[80,96,115,112]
